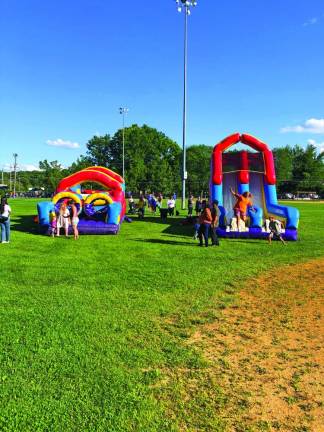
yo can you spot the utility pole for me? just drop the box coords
[175,0,198,209]
[9,166,12,192]
[119,107,129,180]
[13,153,18,197]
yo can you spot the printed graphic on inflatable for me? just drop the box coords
[37,166,126,235]
[210,133,299,240]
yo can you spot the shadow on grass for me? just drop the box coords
[226,239,268,245]
[129,215,194,237]
[130,238,195,247]
[11,215,42,235]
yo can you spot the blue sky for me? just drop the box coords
[1,0,324,171]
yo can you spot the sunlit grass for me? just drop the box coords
[0,199,323,431]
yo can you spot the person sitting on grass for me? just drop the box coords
[230,188,254,231]
[198,200,212,247]
[268,216,287,245]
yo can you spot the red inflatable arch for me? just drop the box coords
[56,169,122,193]
[211,133,276,185]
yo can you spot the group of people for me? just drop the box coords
[49,201,80,240]
[187,188,286,246]
[128,193,178,219]
[193,199,220,247]
[1,188,286,245]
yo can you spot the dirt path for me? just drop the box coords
[190,259,324,431]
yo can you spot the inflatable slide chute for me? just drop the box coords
[37,167,126,235]
[210,133,299,241]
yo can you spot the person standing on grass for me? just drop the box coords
[57,202,70,237]
[268,216,287,245]
[151,195,157,214]
[198,200,212,247]
[128,195,135,214]
[167,196,175,216]
[188,195,194,216]
[49,211,57,238]
[157,194,163,210]
[70,202,79,240]
[210,200,220,246]
[0,198,11,244]
[195,196,202,216]
[137,195,146,219]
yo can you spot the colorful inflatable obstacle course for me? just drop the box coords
[210,133,299,240]
[37,167,126,235]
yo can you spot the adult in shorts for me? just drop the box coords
[70,202,79,240]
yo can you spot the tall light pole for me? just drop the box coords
[119,107,129,180]
[176,0,197,210]
[13,153,18,197]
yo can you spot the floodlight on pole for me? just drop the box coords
[175,0,197,210]
[119,107,129,180]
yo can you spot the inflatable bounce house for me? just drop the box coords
[37,166,126,235]
[210,133,299,240]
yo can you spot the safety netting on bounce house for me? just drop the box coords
[210,133,299,241]
[37,166,126,235]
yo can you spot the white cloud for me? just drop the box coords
[307,139,324,153]
[19,164,42,171]
[2,163,41,172]
[303,17,318,26]
[46,138,80,149]
[280,118,324,134]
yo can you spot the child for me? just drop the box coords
[49,211,57,237]
[268,216,286,245]
[193,217,200,240]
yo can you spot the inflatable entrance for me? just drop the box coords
[210,133,299,240]
[37,166,126,235]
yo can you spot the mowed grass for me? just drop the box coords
[0,199,323,431]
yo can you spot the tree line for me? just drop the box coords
[6,124,324,197]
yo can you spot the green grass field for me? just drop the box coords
[0,199,323,431]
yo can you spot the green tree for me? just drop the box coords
[292,144,324,193]
[273,146,294,194]
[69,155,93,173]
[84,125,181,194]
[85,134,113,167]
[186,145,213,196]
[38,160,67,193]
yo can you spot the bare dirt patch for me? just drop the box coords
[190,259,324,431]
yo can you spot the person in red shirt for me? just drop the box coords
[198,200,212,247]
[230,188,254,229]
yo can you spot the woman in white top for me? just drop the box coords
[0,198,11,243]
[56,202,70,237]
